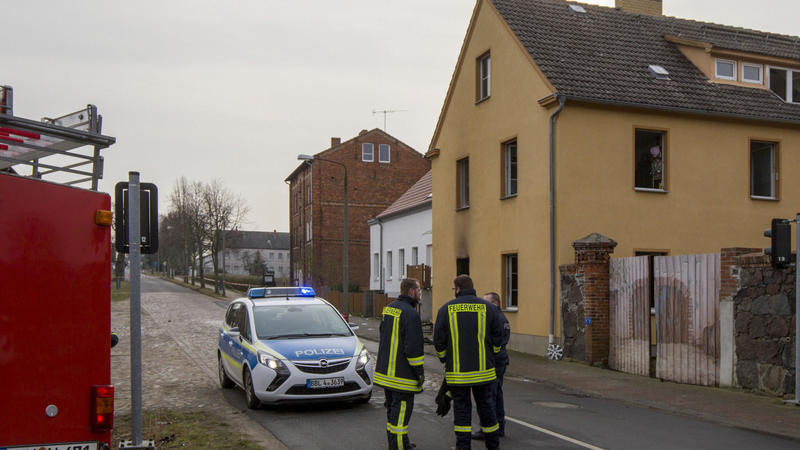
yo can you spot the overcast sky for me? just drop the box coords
[4,1,798,231]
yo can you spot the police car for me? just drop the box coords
[217,286,373,407]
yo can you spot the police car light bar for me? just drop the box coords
[247,286,316,299]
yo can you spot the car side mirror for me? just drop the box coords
[228,327,240,335]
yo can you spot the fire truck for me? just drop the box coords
[0,85,118,449]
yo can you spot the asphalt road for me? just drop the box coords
[141,277,800,449]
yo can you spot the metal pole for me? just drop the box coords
[128,171,143,445]
[343,169,349,320]
[795,212,799,404]
[222,230,226,296]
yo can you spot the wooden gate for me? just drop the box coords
[609,256,651,376]
[654,254,720,386]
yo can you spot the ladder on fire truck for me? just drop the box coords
[0,85,116,190]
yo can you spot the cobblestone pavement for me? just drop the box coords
[111,276,285,449]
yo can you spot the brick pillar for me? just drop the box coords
[720,248,761,302]
[573,233,617,365]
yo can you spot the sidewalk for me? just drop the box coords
[351,315,800,442]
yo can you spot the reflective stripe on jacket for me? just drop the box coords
[433,289,504,386]
[375,295,425,393]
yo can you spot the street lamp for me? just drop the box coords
[297,154,349,320]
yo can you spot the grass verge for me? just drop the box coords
[112,409,262,449]
[111,280,131,302]
[159,275,245,300]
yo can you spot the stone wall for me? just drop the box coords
[734,254,796,395]
[560,264,586,361]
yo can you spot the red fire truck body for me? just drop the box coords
[0,173,114,449]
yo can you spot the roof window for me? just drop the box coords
[648,65,670,80]
[568,4,587,13]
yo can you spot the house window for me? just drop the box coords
[457,157,470,208]
[306,172,312,203]
[269,252,274,260]
[503,254,518,309]
[715,59,736,80]
[426,244,433,282]
[386,251,393,280]
[399,248,405,277]
[768,67,800,103]
[362,143,374,162]
[278,253,283,260]
[379,144,391,163]
[634,129,666,191]
[305,221,312,242]
[502,139,517,197]
[456,257,469,276]
[477,52,491,101]
[742,63,763,84]
[411,247,418,265]
[751,141,777,199]
[374,253,380,280]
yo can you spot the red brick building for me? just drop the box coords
[285,129,430,292]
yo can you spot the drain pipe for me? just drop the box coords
[548,94,566,349]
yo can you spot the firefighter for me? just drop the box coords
[434,275,504,450]
[374,278,425,450]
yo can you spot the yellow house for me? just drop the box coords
[427,0,800,356]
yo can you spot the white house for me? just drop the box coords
[369,171,433,299]
[207,230,290,278]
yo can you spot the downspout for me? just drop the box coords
[379,219,385,292]
[549,94,566,348]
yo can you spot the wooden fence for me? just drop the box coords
[654,253,720,386]
[323,291,391,318]
[609,256,651,377]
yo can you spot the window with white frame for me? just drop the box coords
[768,67,800,103]
[362,143,374,162]
[399,249,405,277]
[457,157,470,208]
[742,63,763,84]
[411,247,418,265]
[305,220,312,242]
[504,253,518,309]
[751,140,777,199]
[386,251,393,279]
[503,139,517,197]
[715,59,736,80]
[477,52,491,101]
[379,144,390,163]
[373,253,380,280]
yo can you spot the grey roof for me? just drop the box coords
[492,0,800,123]
[222,230,290,250]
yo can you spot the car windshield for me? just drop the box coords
[253,303,352,340]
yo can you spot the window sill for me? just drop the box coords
[500,193,517,200]
[502,307,518,313]
[751,195,779,201]
[456,205,470,212]
[634,187,668,194]
[475,96,490,105]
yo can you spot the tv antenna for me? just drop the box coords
[372,108,407,131]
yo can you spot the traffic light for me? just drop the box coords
[764,218,792,267]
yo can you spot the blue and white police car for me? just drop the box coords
[217,286,373,407]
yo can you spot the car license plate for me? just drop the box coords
[307,377,345,389]
[5,443,99,450]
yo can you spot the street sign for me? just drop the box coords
[114,181,159,254]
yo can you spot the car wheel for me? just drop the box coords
[244,369,261,409]
[218,354,234,389]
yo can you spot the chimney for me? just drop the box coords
[615,0,662,16]
[331,137,341,147]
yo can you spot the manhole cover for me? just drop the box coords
[532,401,580,409]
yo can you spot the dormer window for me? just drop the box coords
[715,59,736,80]
[768,67,800,103]
[742,63,763,84]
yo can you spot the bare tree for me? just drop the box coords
[203,179,249,294]
[169,177,195,284]
[187,181,211,288]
